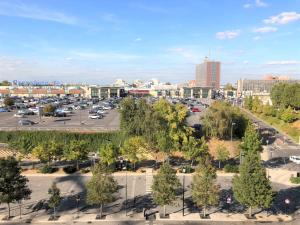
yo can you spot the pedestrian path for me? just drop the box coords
[145,220,156,225]
[145,168,153,194]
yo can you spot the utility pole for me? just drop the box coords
[182,174,185,217]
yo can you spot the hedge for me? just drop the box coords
[0,130,122,152]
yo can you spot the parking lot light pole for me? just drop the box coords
[182,172,185,217]
[231,122,236,142]
[125,169,128,216]
[76,195,80,219]
[284,198,290,215]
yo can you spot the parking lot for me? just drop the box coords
[0,108,120,132]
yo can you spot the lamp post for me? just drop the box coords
[125,161,128,216]
[284,198,290,215]
[76,194,80,219]
[231,122,236,142]
[182,170,186,217]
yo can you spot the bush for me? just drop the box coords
[39,165,57,174]
[224,164,239,173]
[280,107,297,123]
[63,165,77,174]
[80,168,90,174]
[179,165,194,173]
[290,175,300,184]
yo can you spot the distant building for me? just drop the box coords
[196,57,221,89]
[237,78,300,105]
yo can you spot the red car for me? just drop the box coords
[192,108,201,112]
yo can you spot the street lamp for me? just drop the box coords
[231,122,236,142]
[182,171,186,217]
[284,198,290,215]
[76,194,80,219]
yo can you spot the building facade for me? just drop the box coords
[196,57,221,89]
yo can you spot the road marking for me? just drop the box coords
[145,169,153,194]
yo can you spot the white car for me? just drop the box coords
[14,113,25,118]
[97,110,107,114]
[289,156,300,164]
[102,106,112,110]
[89,114,103,119]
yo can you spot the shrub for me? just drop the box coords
[290,175,300,184]
[63,165,77,174]
[39,165,57,174]
[80,168,90,174]
[224,164,239,173]
[179,165,194,173]
[281,107,297,123]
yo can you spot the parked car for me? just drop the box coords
[289,156,300,164]
[192,108,201,113]
[18,119,35,126]
[89,114,103,119]
[54,112,67,117]
[14,113,25,118]
[0,107,10,112]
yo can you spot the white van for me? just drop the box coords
[289,156,300,164]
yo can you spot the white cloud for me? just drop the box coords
[134,37,142,42]
[167,47,199,63]
[266,60,300,65]
[253,26,277,33]
[264,12,300,25]
[243,60,249,64]
[0,1,78,25]
[243,0,268,8]
[101,13,120,24]
[253,36,261,40]
[216,30,240,39]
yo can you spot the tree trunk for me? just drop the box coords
[191,159,194,167]
[7,203,10,218]
[163,205,166,218]
[249,206,252,218]
[53,207,56,218]
[219,160,221,169]
[76,160,79,170]
[133,162,136,171]
[203,205,206,218]
[19,203,22,219]
[99,204,103,219]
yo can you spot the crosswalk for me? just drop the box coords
[145,168,153,194]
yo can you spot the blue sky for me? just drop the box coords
[0,0,299,84]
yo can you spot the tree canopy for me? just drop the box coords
[0,157,31,218]
[270,83,300,109]
[152,163,181,217]
[232,152,273,217]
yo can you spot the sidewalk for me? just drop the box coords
[12,211,291,223]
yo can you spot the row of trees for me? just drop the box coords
[270,83,300,109]
[244,96,297,123]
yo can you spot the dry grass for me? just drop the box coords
[208,137,241,159]
[292,120,300,130]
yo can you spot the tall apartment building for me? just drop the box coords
[195,57,221,89]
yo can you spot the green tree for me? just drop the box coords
[86,163,118,219]
[262,103,276,117]
[182,136,208,166]
[216,144,229,169]
[3,97,14,108]
[155,130,173,160]
[0,157,31,218]
[232,152,273,217]
[224,83,236,91]
[48,182,61,218]
[244,96,253,110]
[240,124,262,157]
[64,140,89,170]
[152,163,181,217]
[0,80,11,86]
[280,106,296,123]
[43,104,56,114]
[191,157,220,218]
[202,101,248,139]
[99,142,119,166]
[121,136,147,170]
[32,140,64,165]
[271,83,300,109]
[252,96,263,114]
